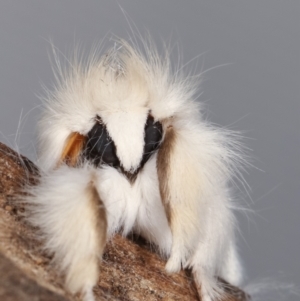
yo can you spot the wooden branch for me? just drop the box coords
[0,142,250,301]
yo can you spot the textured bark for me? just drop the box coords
[0,142,250,301]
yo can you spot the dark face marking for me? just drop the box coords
[84,114,163,178]
[140,115,163,169]
[85,120,120,168]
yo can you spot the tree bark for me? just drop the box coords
[0,142,250,301]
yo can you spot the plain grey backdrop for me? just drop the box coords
[0,1,299,299]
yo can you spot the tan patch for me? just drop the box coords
[60,132,86,167]
[156,125,176,224]
[87,181,107,255]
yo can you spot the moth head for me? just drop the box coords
[60,111,163,179]
[38,40,198,173]
[53,49,164,176]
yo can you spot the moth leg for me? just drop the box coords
[189,193,239,301]
[157,122,240,301]
[27,166,107,301]
[134,155,173,257]
[220,241,243,286]
[157,125,204,272]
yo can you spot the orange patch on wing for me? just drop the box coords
[60,132,86,167]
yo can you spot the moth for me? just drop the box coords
[27,39,246,301]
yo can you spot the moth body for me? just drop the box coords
[28,39,245,301]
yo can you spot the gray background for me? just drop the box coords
[0,1,299,299]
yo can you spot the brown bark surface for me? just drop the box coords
[0,142,250,301]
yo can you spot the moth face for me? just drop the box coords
[61,112,163,180]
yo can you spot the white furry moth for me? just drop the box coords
[27,39,246,301]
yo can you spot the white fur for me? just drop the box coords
[28,39,246,300]
[26,165,105,300]
[101,109,149,173]
[95,154,173,254]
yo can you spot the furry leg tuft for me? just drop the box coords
[26,165,107,297]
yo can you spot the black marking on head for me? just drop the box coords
[140,114,163,169]
[85,118,120,168]
[84,114,163,181]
